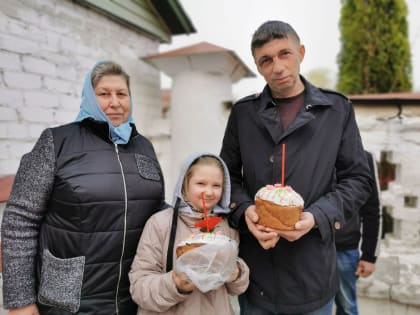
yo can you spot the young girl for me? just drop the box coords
[129,152,249,314]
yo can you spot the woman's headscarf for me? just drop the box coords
[75,61,134,144]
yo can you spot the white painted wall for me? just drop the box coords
[169,71,231,189]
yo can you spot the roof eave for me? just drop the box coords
[148,0,196,36]
[350,93,420,106]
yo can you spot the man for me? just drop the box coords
[220,20,373,315]
[335,151,381,315]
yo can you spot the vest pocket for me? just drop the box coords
[134,154,161,181]
[38,249,85,313]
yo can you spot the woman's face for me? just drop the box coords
[94,75,131,126]
[185,164,224,212]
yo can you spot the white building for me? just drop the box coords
[352,93,420,315]
[143,41,254,188]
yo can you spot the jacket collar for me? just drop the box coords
[80,118,138,144]
[259,76,333,109]
[256,76,332,144]
[301,76,335,108]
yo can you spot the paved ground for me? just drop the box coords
[0,274,241,314]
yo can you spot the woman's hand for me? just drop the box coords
[9,304,39,315]
[172,271,196,294]
[245,205,280,249]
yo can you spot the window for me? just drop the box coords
[378,150,396,191]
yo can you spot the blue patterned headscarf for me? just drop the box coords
[75,61,134,144]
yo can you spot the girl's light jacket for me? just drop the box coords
[129,208,249,315]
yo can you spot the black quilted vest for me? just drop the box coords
[36,119,165,315]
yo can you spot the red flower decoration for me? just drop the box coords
[194,216,222,232]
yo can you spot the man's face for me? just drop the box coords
[254,37,305,98]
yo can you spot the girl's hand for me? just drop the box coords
[9,304,39,315]
[227,261,241,283]
[172,271,196,294]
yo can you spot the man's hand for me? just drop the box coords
[273,211,315,242]
[9,304,39,315]
[245,205,280,249]
[355,260,375,278]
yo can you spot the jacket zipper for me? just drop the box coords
[114,143,128,315]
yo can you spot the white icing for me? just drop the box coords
[255,184,304,207]
[177,233,231,247]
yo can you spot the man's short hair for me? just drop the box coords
[251,21,301,56]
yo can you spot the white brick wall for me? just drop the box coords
[22,55,57,76]
[5,123,28,139]
[3,71,43,89]
[23,91,59,108]
[0,34,41,55]
[18,107,55,123]
[0,51,20,70]
[0,88,23,107]
[0,107,17,121]
[355,109,420,307]
[0,0,170,178]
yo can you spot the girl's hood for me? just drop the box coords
[172,152,231,215]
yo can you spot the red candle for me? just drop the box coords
[201,192,210,232]
[281,143,286,186]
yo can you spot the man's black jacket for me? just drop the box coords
[220,77,373,314]
[335,151,381,263]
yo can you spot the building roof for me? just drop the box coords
[144,41,233,59]
[350,92,420,105]
[144,41,255,82]
[149,0,195,35]
[74,0,195,43]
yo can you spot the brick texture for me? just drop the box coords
[0,0,168,178]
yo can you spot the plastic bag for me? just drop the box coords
[175,236,238,293]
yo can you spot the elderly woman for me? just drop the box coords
[1,61,166,315]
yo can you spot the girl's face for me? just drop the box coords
[185,164,224,211]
